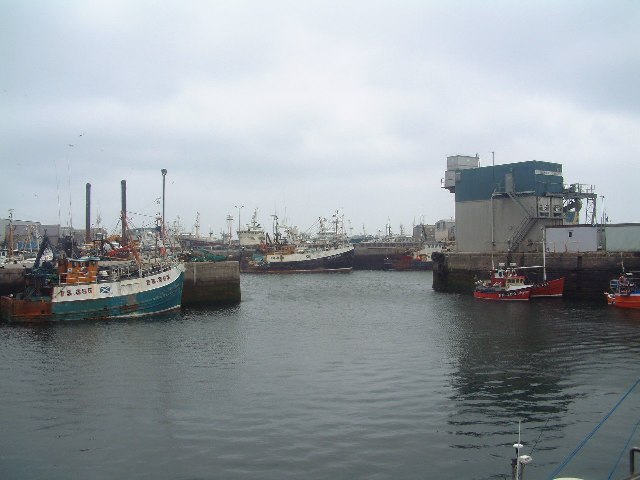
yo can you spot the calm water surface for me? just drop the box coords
[1,271,639,479]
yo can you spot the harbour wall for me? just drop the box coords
[431,251,640,301]
[353,245,424,270]
[182,261,241,306]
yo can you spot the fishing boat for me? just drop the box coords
[473,271,532,301]
[237,208,266,247]
[241,212,354,273]
[605,272,640,309]
[243,243,355,273]
[489,263,565,298]
[0,236,185,322]
[495,227,565,298]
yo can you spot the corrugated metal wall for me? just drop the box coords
[604,224,640,252]
[455,160,563,202]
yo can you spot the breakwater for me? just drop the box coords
[182,261,241,306]
[353,243,425,270]
[431,251,640,301]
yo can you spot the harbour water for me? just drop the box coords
[1,271,639,479]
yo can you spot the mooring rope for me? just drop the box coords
[530,416,552,456]
[546,376,640,480]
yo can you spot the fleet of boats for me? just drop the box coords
[240,211,355,273]
[1,202,455,321]
[4,198,639,319]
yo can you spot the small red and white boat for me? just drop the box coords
[605,272,640,309]
[488,263,564,298]
[474,269,532,301]
[473,285,532,301]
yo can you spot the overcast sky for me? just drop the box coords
[2,0,639,239]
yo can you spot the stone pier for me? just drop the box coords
[182,261,241,306]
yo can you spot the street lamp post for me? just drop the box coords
[234,205,244,247]
[161,169,167,240]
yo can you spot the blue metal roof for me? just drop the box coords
[455,160,563,202]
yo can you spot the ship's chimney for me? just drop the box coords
[121,180,127,245]
[85,182,91,244]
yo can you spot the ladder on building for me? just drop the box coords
[508,216,537,252]
[506,192,537,252]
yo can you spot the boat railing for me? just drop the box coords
[611,275,638,295]
[55,260,178,285]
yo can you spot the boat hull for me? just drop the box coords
[474,288,531,301]
[1,264,185,322]
[530,277,565,297]
[606,292,640,309]
[242,245,354,273]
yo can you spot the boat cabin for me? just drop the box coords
[505,275,528,290]
[58,257,100,284]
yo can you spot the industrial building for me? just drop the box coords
[443,155,597,253]
[546,223,640,253]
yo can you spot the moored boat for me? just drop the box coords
[0,238,185,323]
[486,263,565,298]
[474,271,532,301]
[606,272,640,309]
[241,211,355,273]
[529,276,565,298]
[473,286,531,301]
[243,243,355,273]
[238,208,266,247]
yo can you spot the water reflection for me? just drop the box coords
[1,272,639,479]
[441,295,640,476]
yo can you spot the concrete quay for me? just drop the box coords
[431,251,640,301]
[182,261,241,306]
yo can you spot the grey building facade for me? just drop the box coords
[443,156,596,253]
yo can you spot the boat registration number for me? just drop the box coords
[146,274,171,286]
[59,287,94,297]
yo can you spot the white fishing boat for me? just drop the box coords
[241,211,354,273]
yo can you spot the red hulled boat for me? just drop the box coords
[605,272,640,309]
[474,263,565,301]
[488,263,564,298]
[474,268,532,301]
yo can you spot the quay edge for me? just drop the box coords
[431,251,640,301]
[181,261,241,307]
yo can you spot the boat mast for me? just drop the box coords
[542,227,547,281]
[121,180,128,246]
[511,421,532,480]
[271,214,280,244]
[7,209,14,260]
